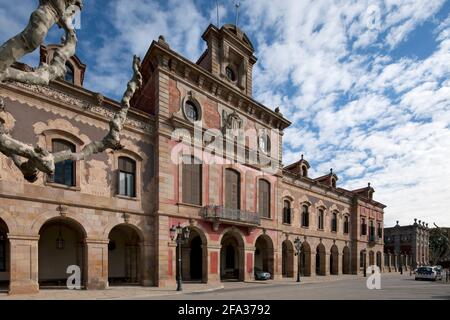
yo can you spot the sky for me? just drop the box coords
[0,0,449,227]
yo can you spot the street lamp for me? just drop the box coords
[170,223,191,291]
[399,252,403,275]
[294,237,302,283]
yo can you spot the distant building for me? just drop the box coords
[384,219,430,271]
[430,227,450,268]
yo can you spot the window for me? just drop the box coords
[369,220,375,241]
[258,132,271,154]
[301,205,309,227]
[331,212,337,232]
[226,66,236,81]
[283,200,291,224]
[118,157,136,198]
[301,166,308,177]
[318,209,324,230]
[225,169,240,210]
[182,157,202,205]
[344,216,349,234]
[184,100,200,122]
[377,223,382,239]
[51,139,76,187]
[361,218,367,236]
[65,63,74,83]
[0,232,5,272]
[331,179,336,188]
[258,179,271,218]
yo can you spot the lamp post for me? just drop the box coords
[170,223,191,291]
[399,252,403,275]
[294,237,302,283]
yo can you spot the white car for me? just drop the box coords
[415,266,442,281]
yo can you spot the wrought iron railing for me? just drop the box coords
[201,205,260,226]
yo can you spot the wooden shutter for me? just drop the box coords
[191,163,202,205]
[225,169,240,210]
[259,180,270,218]
[182,162,192,204]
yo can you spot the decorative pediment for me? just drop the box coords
[222,109,243,136]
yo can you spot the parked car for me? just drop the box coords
[415,266,442,281]
[254,267,271,281]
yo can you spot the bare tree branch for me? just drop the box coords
[0,1,143,183]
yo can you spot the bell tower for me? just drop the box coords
[197,24,257,97]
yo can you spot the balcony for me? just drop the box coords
[201,205,261,230]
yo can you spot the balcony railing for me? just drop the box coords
[201,205,261,226]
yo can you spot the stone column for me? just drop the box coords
[8,235,39,295]
[324,253,330,276]
[244,246,255,281]
[310,252,317,277]
[141,241,154,286]
[273,249,282,280]
[85,239,108,290]
[338,253,343,275]
[207,245,221,285]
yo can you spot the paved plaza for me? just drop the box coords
[0,273,449,300]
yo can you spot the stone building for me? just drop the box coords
[384,220,430,271]
[0,24,385,294]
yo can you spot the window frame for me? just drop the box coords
[361,217,367,236]
[181,156,203,206]
[258,179,271,219]
[118,156,137,198]
[50,139,77,187]
[224,168,241,210]
[318,208,325,230]
[301,204,310,228]
[344,216,349,234]
[282,200,292,225]
[182,97,202,124]
[331,212,338,232]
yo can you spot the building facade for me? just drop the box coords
[384,220,430,272]
[0,24,385,294]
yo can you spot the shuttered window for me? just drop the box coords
[258,179,270,218]
[283,200,291,224]
[182,157,202,205]
[51,139,76,187]
[225,169,240,210]
[302,205,309,227]
[118,157,136,197]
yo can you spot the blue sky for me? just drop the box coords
[1,0,449,227]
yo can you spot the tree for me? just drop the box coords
[0,0,142,182]
[430,224,450,265]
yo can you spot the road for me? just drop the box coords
[147,274,450,300]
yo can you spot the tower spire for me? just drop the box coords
[235,2,240,28]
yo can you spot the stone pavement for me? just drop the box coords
[0,283,224,300]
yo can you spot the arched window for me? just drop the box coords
[331,178,336,188]
[258,180,271,218]
[369,220,375,241]
[225,169,240,210]
[377,222,383,239]
[318,209,324,230]
[226,66,236,82]
[301,205,309,227]
[344,216,349,234]
[118,157,136,197]
[283,200,291,224]
[182,157,202,205]
[301,166,308,177]
[51,139,76,187]
[184,100,200,122]
[331,212,338,232]
[65,63,74,83]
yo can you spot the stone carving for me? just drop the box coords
[222,109,243,136]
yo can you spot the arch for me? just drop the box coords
[315,243,326,276]
[300,241,312,276]
[181,226,208,283]
[330,245,339,275]
[342,246,351,274]
[220,229,245,281]
[102,221,145,242]
[108,224,143,285]
[376,251,382,269]
[369,250,375,266]
[38,217,87,287]
[254,235,274,279]
[0,218,10,290]
[0,209,16,235]
[282,240,294,278]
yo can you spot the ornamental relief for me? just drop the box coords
[82,159,112,198]
[10,82,153,134]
